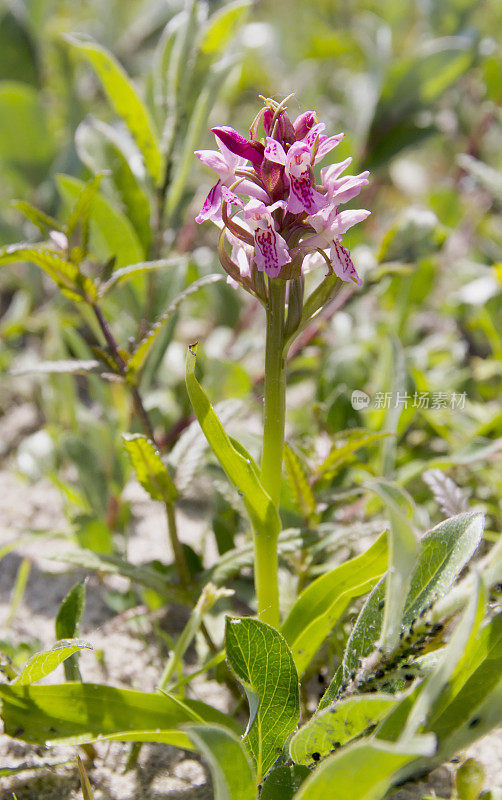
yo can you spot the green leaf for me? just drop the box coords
[99,257,185,295]
[185,724,256,800]
[52,549,190,604]
[260,764,310,800]
[0,81,54,165]
[0,244,97,302]
[56,174,144,269]
[186,345,280,540]
[12,640,92,686]
[11,200,62,234]
[403,574,486,738]
[75,117,152,251]
[65,35,164,185]
[0,683,237,746]
[314,430,391,484]
[123,433,177,503]
[127,274,224,375]
[290,694,398,766]
[55,579,87,681]
[293,737,434,800]
[200,0,251,54]
[77,755,95,800]
[428,616,502,761]
[371,480,419,654]
[282,533,388,676]
[225,617,300,781]
[283,443,316,524]
[65,173,104,240]
[323,512,483,706]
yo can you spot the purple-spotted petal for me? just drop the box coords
[288,175,328,215]
[254,225,291,277]
[221,186,245,208]
[330,241,362,285]
[196,181,223,224]
[293,111,317,140]
[304,122,326,147]
[264,138,287,165]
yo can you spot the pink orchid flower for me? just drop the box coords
[195,134,267,224]
[264,127,343,215]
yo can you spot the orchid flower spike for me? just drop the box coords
[195,97,370,292]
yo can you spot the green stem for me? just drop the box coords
[255,279,287,628]
[165,501,191,589]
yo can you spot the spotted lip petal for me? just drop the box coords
[244,199,291,278]
[331,240,362,285]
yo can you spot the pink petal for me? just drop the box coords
[320,157,353,186]
[211,126,264,168]
[332,209,371,236]
[287,173,328,215]
[294,111,317,140]
[221,186,245,208]
[264,138,287,165]
[304,122,326,147]
[314,133,344,164]
[330,241,362,285]
[254,226,291,278]
[196,181,223,223]
[195,149,229,176]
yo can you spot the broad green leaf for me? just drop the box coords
[200,0,251,54]
[225,617,300,781]
[293,737,434,800]
[186,345,280,540]
[429,619,502,762]
[0,683,237,747]
[127,274,224,375]
[0,81,54,165]
[56,174,144,269]
[260,764,310,800]
[371,480,419,653]
[403,574,486,738]
[323,512,483,706]
[123,433,177,503]
[283,443,316,524]
[0,244,97,302]
[289,694,398,766]
[185,724,256,800]
[52,549,190,604]
[99,257,184,295]
[65,35,164,185]
[55,579,87,681]
[12,640,92,686]
[282,532,388,676]
[75,117,152,251]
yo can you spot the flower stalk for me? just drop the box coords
[255,278,287,626]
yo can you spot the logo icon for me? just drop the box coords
[351,390,370,410]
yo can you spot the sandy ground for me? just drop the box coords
[0,447,501,799]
